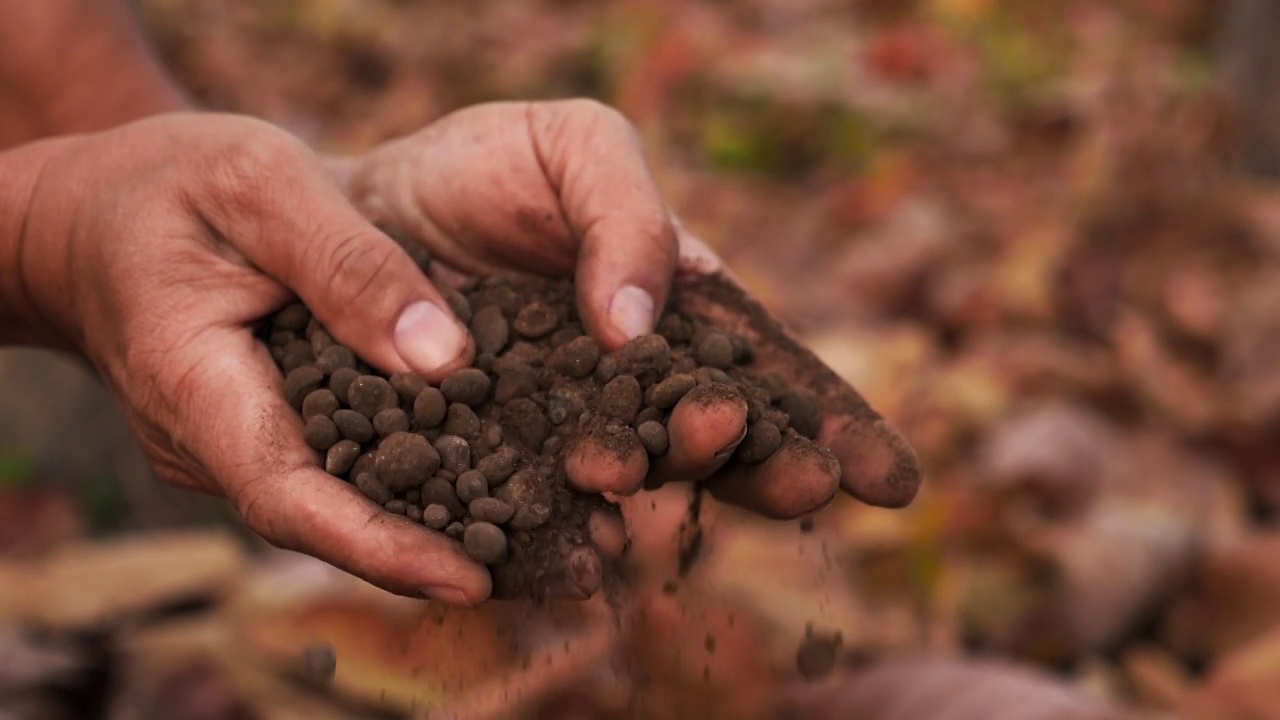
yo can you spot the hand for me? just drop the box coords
[339,100,921,516]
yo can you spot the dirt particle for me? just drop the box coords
[647,373,696,409]
[348,375,398,418]
[301,389,339,420]
[273,303,310,333]
[315,345,356,376]
[617,334,672,385]
[284,366,325,409]
[413,387,447,428]
[600,375,643,423]
[389,372,430,404]
[469,497,515,524]
[444,288,472,324]
[796,629,843,681]
[328,367,359,404]
[456,469,489,503]
[737,420,782,464]
[434,434,472,475]
[333,409,374,443]
[695,332,735,369]
[304,415,341,451]
[514,300,559,338]
[441,368,491,406]
[423,477,465,518]
[325,440,361,475]
[355,472,393,504]
[778,387,822,439]
[375,432,440,492]
[637,421,669,455]
[373,407,410,437]
[547,336,601,378]
[444,402,482,438]
[502,398,551,450]
[422,503,451,530]
[464,522,508,564]
[494,361,539,403]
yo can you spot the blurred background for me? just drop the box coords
[4,0,1280,717]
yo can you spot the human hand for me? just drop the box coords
[337,100,921,516]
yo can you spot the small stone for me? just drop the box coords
[389,372,429,404]
[464,522,508,565]
[646,373,696,409]
[513,300,559,338]
[384,499,408,515]
[325,440,362,475]
[635,406,664,426]
[455,470,489,504]
[547,336,600,378]
[469,497,515,524]
[541,436,563,455]
[301,389,339,420]
[348,375,398,418]
[778,388,822,439]
[445,522,465,539]
[406,504,423,522]
[494,361,539,403]
[444,403,481,438]
[476,446,519,485]
[304,415,341,451]
[333,409,374,443]
[309,327,335,356]
[284,366,325,409]
[693,367,733,386]
[601,375,643,423]
[470,305,510,355]
[423,503,451,530]
[738,420,782,463]
[694,332,735,369]
[670,355,698,375]
[413,387,447,428]
[355,472,393,504]
[375,432,440,492]
[637,421,669,455]
[328,367,359,404]
[272,303,310,333]
[441,368,491,406]
[434,435,472,475]
[743,384,770,423]
[373,408,410,437]
[351,452,376,481]
[475,352,495,373]
[314,345,356,375]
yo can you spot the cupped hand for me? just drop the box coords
[340,100,922,520]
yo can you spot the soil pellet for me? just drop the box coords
[601,375,643,423]
[328,367,359,404]
[355,473,393,504]
[445,522,465,540]
[542,436,564,455]
[444,289,472,324]
[637,421,669,455]
[406,504,423,522]
[385,499,408,515]
[325,440,362,475]
[441,368,491,406]
[456,470,489,504]
[413,387,447,428]
[390,372,430,404]
[695,332,735,370]
[302,389,339,420]
[373,408,410,437]
[694,367,733,386]
[423,477,465,518]
[464,522,509,564]
[351,452,376,481]
[444,402,482,438]
[333,409,375,443]
[476,446,519,485]
[315,345,356,375]
[376,432,440,492]
[434,435,472,476]
[470,305,510,355]
[738,420,782,463]
[594,354,618,383]
[547,336,600,378]
[494,362,539,403]
[281,340,313,374]
[469,497,515,525]
[423,504,451,530]
[348,375,398,418]
[310,326,336,356]
[546,386,585,425]
[635,406,664,426]
[284,366,325,409]
[502,398,550,450]
[514,300,559,338]
[647,373,696,409]
[273,303,310,333]
[304,415,341,451]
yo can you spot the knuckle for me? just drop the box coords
[315,232,399,309]
[202,127,310,210]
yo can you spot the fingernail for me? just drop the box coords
[713,425,749,461]
[422,586,473,606]
[608,285,655,341]
[394,301,467,374]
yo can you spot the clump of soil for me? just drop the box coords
[261,251,832,599]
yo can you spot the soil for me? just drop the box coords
[261,250,837,599]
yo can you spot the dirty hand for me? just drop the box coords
[337,99,922,518]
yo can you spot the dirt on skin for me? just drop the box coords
[262,249,838,599]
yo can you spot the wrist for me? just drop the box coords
[0,137,80,349]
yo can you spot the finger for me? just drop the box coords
[564,423,650,495]
[704,431,840,519]
[534,545,605,601]
[527,100,680,349]
[649,383,749,486]
[170,326,491,604]
[196,126,472,381]
[668,259,923,508]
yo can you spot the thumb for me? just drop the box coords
[197,131,474,381]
